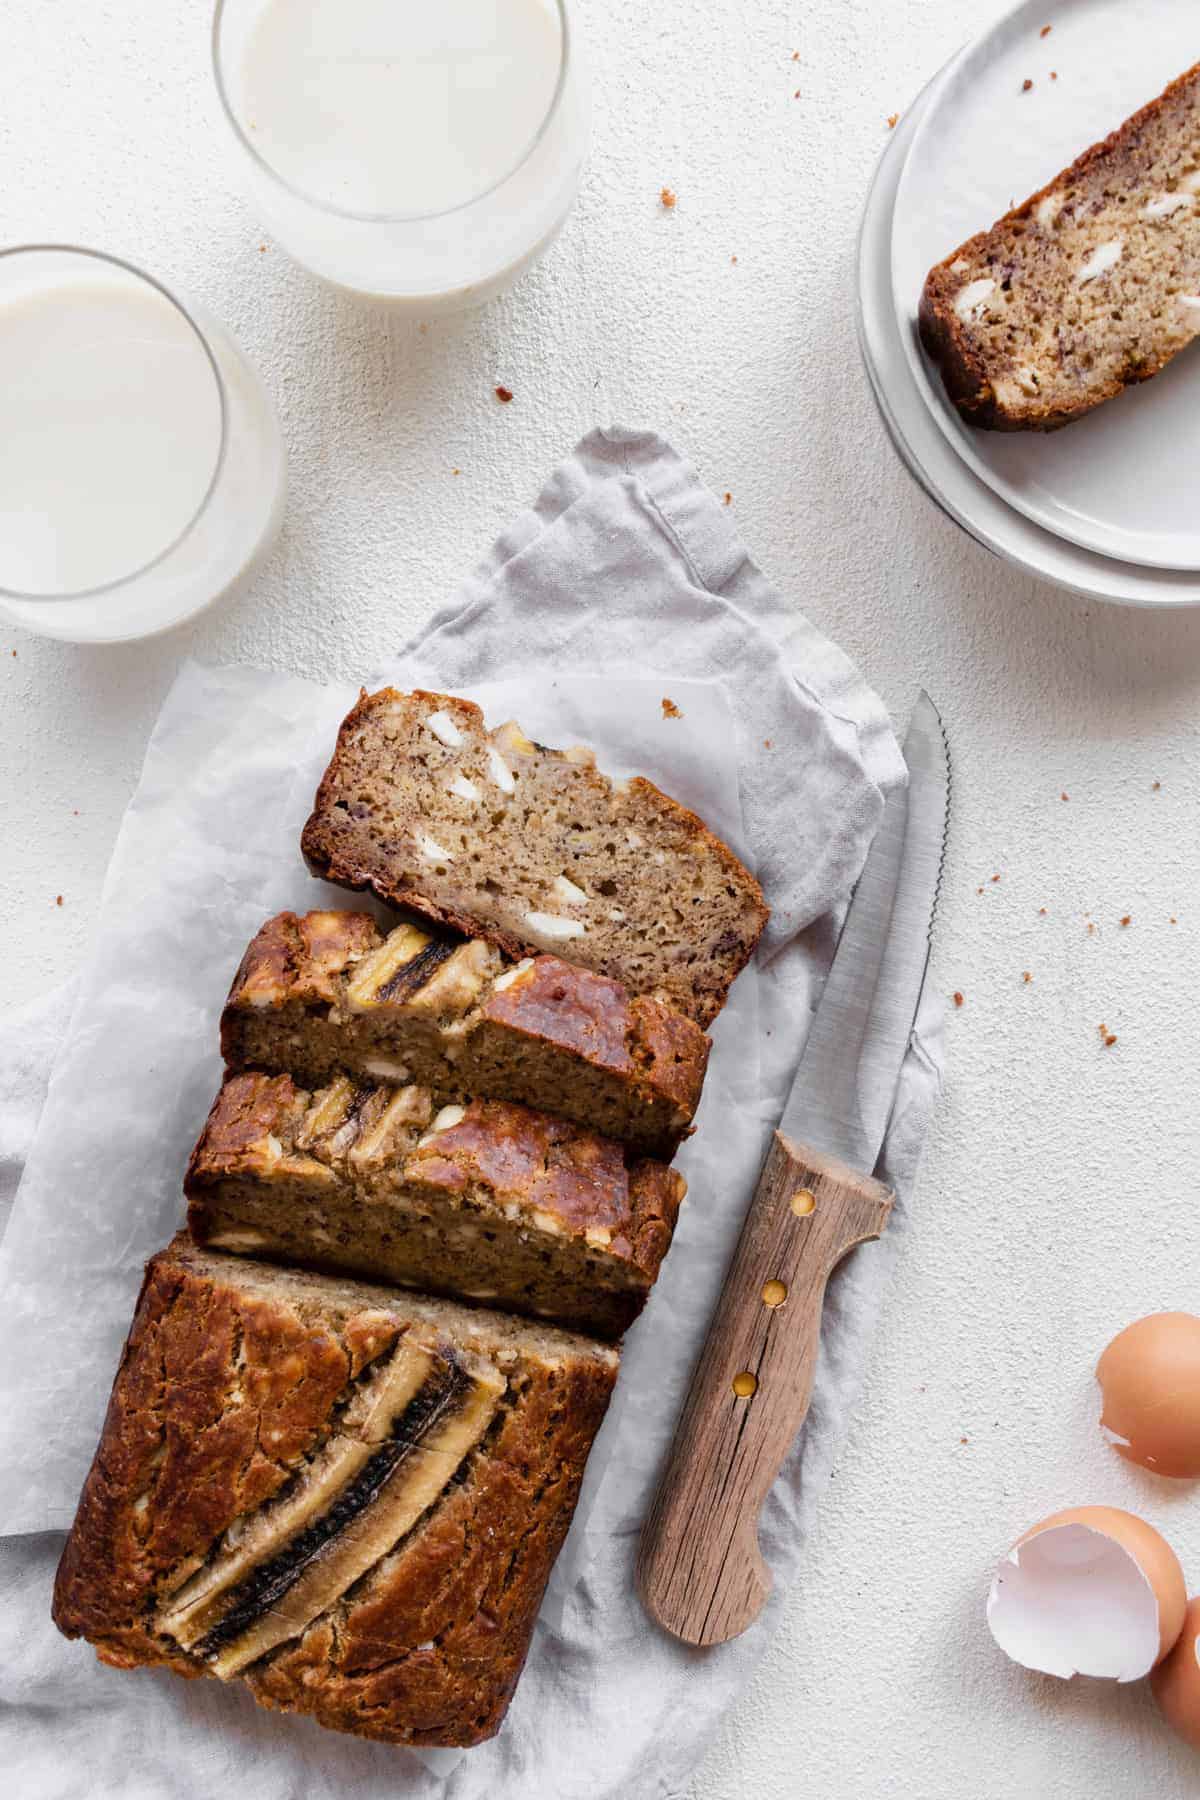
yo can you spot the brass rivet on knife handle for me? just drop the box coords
[636,1130,892,1648]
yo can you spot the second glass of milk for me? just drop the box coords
[213,0,589,308]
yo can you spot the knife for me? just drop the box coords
[636,692,950,1648]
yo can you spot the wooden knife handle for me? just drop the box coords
[636,1132,893,1647]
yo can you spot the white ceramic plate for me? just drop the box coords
[857,64,1200,608]
[891,0,1200,572]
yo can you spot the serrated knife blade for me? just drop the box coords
[637,692,950,1648]
[779,690,949,1172]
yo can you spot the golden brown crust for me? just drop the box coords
[225,910,379,1018]
[477,955,707,1116]
[52,1248,363,1668]
[186,1071,685,1335]
[52,1238,617,1748]
[920,60,1200,431]
[185,1071,304,1176]
[248,1358,613,1746]
[222,909,709,1157]
[299,688,768,1029]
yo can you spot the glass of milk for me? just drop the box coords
[213,0,589,307]
[0,246,286,644]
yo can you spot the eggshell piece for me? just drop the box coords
[1152,1596,1200,1749]
[987,1506,1186,1681]
[1097,1313,1200,1479]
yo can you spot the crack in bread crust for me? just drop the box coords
[248,1356,613,1745]
[52,1238,618,1747]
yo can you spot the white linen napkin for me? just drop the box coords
[0,428,942,1799]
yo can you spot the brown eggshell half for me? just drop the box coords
[1019,1506,1187,1668]
[1152,1596,1200,1750]
[1098,1313,1200,1480]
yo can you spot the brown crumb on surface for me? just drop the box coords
[452,467,461,476]
[723,491,732,506]
[887,112,899,129]
[1038,907,1048,916]
[960,1436,969,1445]
[792,50,800,60]
[1061,792,1069,801]
[661,697,682,720]
[1050,70,1058,80]
[1097,1023,1118,1048]
[991,873,1001,883]
[763,738,772,749]
[953,991,964,1008]
[1170,916,1178,925]
[494,385,514,404]
[1022,77,1034,92]
[793,88,801,99]
[1022,972,1033,984]
[660,186,677,209]
[1040,22,1052,36]
[55,895,63,907]
[1119,915,1131,928]
[731,254,738,264]
[976,886,984,896]
[1087,921,1096,935]
[1152,780,1161,791]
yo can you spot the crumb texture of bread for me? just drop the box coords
[222,909,708,1157]
[186,1070,686,1340]
[299,690,768,1028]
[920,61,1200,429]
[52,1237,617,1748]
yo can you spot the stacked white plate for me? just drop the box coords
[858,0,1200,607]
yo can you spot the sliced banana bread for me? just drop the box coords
[186,1070,686,1340]
[300,689,768,1028]
[52,1235,618,1748]
[920,61,1200,429]
[222,909,708,1158]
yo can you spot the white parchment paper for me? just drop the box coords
[0,428,942,1800]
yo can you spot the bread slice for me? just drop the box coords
[186,1070,686,1340]
[222,909,709,1158]
[300,689,768,1028]
[53,1235,618,1748]
[920,61,1200,430]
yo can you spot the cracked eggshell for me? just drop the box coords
[1097,1312,1200,1479]
[1152,1596,1200,1749]
[987,1506,1186,1682]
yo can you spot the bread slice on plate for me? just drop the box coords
[300,689,768,1028]
[52,1235,618,1748]
[920,61,1200,430]
[222,909,709,1159]
[186,1070,686,1340]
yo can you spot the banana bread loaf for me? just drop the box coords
[52,1235,618,1748]
[300,689,768,1028]
[920,60,1200,430]
[186,1070,686,1340]
[222,909,708,1158]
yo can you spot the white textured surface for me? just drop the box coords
[3,3,1200,1795]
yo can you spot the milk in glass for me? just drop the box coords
[216,0,588,305]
